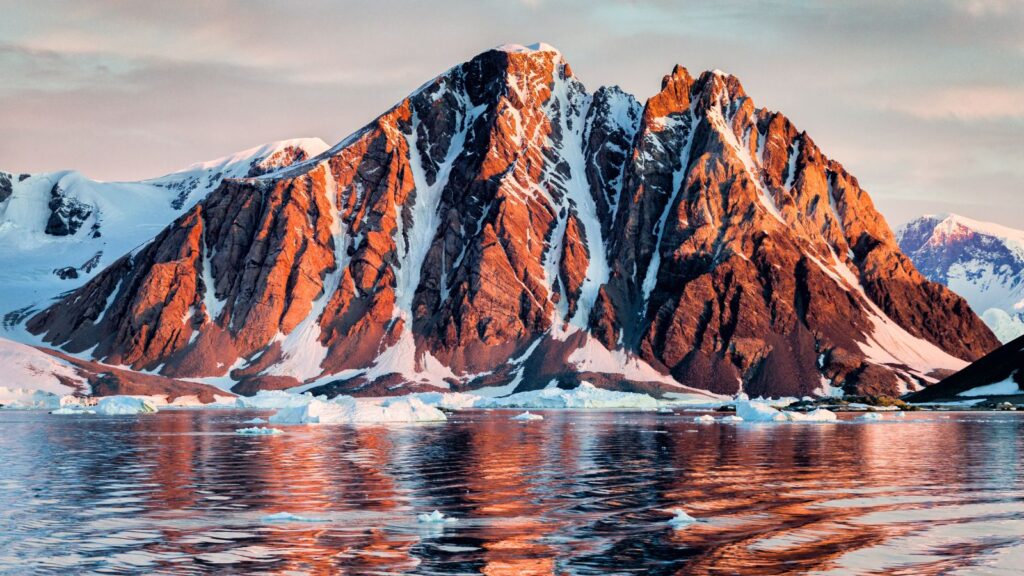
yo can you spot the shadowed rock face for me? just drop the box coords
[27,44,999,398]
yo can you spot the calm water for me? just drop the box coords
[1,409,1023,575]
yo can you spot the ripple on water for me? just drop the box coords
[0,409,1022,574]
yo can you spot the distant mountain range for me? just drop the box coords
[1,43,1000,400]
[899,214,1024,343]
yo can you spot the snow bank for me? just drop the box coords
[269,396,446,425]
[0,339,85,397]
[511,411,544,421]
[734,400,837,423]
[958,373,1021,397]
[95,396,158,415]
[235,427,284,435]
[0,387,62,410]
[478,381,661,410]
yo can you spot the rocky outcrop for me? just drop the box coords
[26,43,999,398]
[46,183,96,237]
[0,172,11,203]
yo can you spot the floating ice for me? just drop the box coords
[236,390,315,410]
[668,509,698,529]
[858,412,883,421]
[244,417,268,424]
[261,512,324,523]
[417,510,457,524]
[235,427,284,435]
[478,381,660,410]
[511,411,544,421]
[657,407,674,414]
[720,415,744,423]
[734,400,837,422]
[50,406,95,415]
[693,414,716,423]
[95,396,158,415]
[269,396,446,425]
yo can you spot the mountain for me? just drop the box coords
[18,43,1000,399]
[905,334,1023,402]
[0,137,328,328]
[898,214,1024,343]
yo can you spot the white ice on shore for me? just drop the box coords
[417,510,457,524]
[0,387,62,410]
[511,411,544,421]
[268,396,447,425]
[235,390,315,410]
[95,396,158,415]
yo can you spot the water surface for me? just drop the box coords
[1,409,1022,574]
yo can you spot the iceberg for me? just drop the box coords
[95,396,158,415]
[417,510,457,524]
[693,414,716,423]
[858,412,883,422]
[269,396,447,425]
[477,381,660,410]
[510,411,544,421]
[734,400,837,423]
[243,417,268,424]
[236,390,315,410]
[235,426,284,435]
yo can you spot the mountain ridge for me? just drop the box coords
[17,44,1000,399]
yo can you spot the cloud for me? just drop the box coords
[876,86,1024,121]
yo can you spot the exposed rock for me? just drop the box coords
[45,183,95,236]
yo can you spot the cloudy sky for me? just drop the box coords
[2,0,1021,227]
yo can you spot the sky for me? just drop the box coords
[1,0,1021,228]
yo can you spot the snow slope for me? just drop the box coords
[0,337,85,395]
[0,138,328,339]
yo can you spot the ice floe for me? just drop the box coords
[235,427,284,435]
[510,411,544,421]
[268,396,446,425]
[720,415,744,423]
[243,417,268,424]
[693,414,716,424]
[417,510,457,524]
[477,381,660,410]
[667,509,698,529]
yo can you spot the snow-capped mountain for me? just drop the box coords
[18,44,1000,399]
[898,214,1024,343]
[0,138,328,328]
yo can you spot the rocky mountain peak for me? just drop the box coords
[23,45,1000,400]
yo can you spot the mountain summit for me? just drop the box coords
[22,44,999,399]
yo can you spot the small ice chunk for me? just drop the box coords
[236,426,284,435]
[418,510,457,524]
[720,415,744,423]
[895,411,906,418]
[51,406,95,415]
[657,407,674,414]
[95,396,158,415]
[858,412,883,421]
[261,512,323,523]
[668,508,698,529]
[693,414,716,423]
[511,411,544,421]
[244,417,267,424]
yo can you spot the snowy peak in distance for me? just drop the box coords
[899,213,1024,343]
[17,43,1002,401]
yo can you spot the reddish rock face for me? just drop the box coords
[27,44,999,398]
